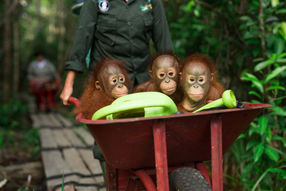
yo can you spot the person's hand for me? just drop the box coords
[60,70,76,105]
[60,85,73,105]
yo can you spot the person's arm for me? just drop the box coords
[27,62,36,81]
[60,70,76,105]
[60,0,98,104]
[65,0,98,72]
[151,0,173,51]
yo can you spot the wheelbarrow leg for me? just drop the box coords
[211,118,223,191]
[153,120,169,191]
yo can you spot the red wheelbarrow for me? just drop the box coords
[69,96,270,191]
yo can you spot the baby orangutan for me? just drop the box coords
[133,52,182,103]
[74,58,131,119]
[178,53,224,113]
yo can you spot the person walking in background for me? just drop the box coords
[60,0,173,105]
[28,51,61,112]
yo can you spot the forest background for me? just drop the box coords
[0,0,285,190]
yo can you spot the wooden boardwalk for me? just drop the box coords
[29,99,106,191]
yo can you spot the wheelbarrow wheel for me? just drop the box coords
[169,167,211,191]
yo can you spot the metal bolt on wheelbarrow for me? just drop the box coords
[69,92,271,191]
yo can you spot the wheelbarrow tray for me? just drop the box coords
[75,102,270,170]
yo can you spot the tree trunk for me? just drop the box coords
[259,0,266,59]
[13,11,20,93]
[57,0,66,74]
[35,0,42,34]
[3,0,12,100]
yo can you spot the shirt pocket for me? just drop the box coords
[97,15,117,31]
[95,15,117,46]
[142,10,153,29]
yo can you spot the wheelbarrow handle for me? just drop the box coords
[68,96,80,107]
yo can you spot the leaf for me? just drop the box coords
[237,133,245,140]
[265,146,280,161]
[266,127,272,143]
[241,73,259,82]
[277,53,286,58]
[252,81,264,93]
[266,85,286,91]
[258,117,268,135]
[254,60,274,71]
[253,57,264,62]
[240,16,253,22]
[271,0,279,7]
[277,9,286,14]
[249,90,263,99]
[251,99,262,103]
[0,137,3,148]
[246,140,258,151]
[268,168,286,179]
[270,106,286,116]
[272,136,286,147]
[281,22,286,38]
[187,0,195,11]
[276,58,286,63]
[265,66,286,83]
[254,143,264,162]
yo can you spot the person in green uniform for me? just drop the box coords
[60,0,173,105]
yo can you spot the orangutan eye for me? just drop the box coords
[190,78,195,82]
[159,73,165,78]
[198,76,205,84]
[168,72,174,77]
[112,79,117,84]
[119,77,125,82]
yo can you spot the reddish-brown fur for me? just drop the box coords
[182,53,224,102]
[178,53,224,112]
[74,58,131,119]
[133,51,183,103]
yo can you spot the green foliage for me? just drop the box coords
[0,99,27,129]
[236,53,286,190]
[165,0,286,189]
[0,99,39,156]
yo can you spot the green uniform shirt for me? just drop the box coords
[65,0,173,84]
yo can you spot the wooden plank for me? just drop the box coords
[53,129,71,147]
[63,129,85,146]
[55,113,74,127]
[54,129,100,188]
[38,113,55,127]
[40,129,57,148]
[39,129,77,191]
[48,113,63,128]
[63,129,104,184]
[76,178,99,191]
[28,102,36,114]
[76,187,98,191]
[33,109,105,190]
[27,96,37,114]
[73,128,94,146]
[42,151,76,191]
[78,150,105,184]
[56,185,75,191]
[62,148,90,174]
[52,129,97,187]
[30,114,42,128]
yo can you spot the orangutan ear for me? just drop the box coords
[148,69,153,78]
[210,73,214,81]
[95,81,102,91]
[179,72,182,80]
